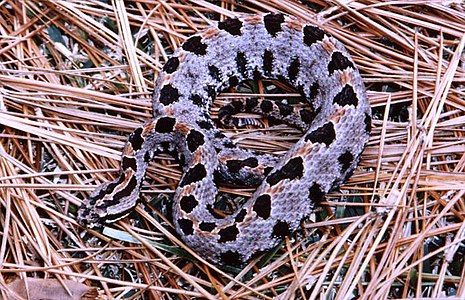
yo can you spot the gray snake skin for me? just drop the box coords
[77,13,371,265]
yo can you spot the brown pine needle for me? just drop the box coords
[1,1,465,299]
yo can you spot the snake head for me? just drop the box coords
[77,174,141,228]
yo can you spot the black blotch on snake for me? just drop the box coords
[218,18,243,36]
[260,100,273,113]
[266,157,304,186]
[235,209,248,222]
[308,183,324,203]
[272,220,291,238]
[235,52,248,76]
[122,156,137,171]
[220,250,242,265]
[178,218,194,235]
[303,25,325,46]
[364,113,372,132]
[182,36,208,55]
[159,84,180,105]
[287,57,300,82]
[128,128,144,150]
[304,122,336,146]
[262,49,274,75]
[163,57,180,74]
[113,176,138,201]
[179,164,207,187]
[333,85,358,107]
[180,195,199,213]
[253,194,272,219]
[338,151,354,173]
[328,52,355,75]
[199,222,216,232]
[263,13,285,36]
[186,129,205,152]
[155,117,176,133]
[208,65,222,81]
[218,225,239,243]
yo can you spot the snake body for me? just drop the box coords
[78,13,371,265]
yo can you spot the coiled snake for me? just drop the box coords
[78,13,371,265]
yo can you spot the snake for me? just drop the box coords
[77,13,371,266]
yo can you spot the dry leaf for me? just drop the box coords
[3,278,98,300]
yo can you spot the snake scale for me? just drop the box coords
[77,13,371,265]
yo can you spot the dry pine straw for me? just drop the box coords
[1,0,465,299]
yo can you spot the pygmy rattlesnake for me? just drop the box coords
[78,13,371,265]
